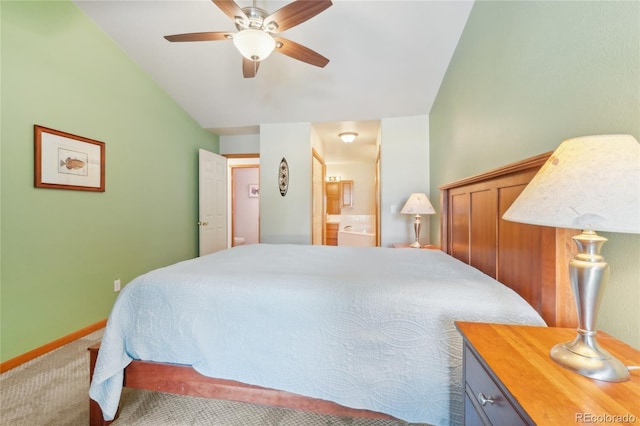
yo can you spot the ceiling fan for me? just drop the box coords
[164,0,332,78]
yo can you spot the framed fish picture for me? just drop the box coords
[34,125,105,192]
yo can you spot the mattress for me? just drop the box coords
[89,244,545,425]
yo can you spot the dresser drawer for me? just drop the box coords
[464,345,527,426]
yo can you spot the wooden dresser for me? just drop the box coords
[456,322,640,425]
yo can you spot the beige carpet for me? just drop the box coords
[0,329,431,425]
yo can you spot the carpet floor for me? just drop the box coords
[0,329,430,425]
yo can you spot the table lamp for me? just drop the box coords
[400,193,435,248]
[503,134,640,382]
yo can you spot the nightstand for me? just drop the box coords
[456,322,640,425]
[392,243,439,249]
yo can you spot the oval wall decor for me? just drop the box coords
[278,157,289,196]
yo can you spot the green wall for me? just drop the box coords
[1,1,219,362]
[430,0,639,347]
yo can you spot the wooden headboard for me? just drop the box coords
[439,152,578,328]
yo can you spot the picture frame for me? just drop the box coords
[249,184,259,198]
[34,125,105,192]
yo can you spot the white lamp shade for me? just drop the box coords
[400,193,436,215]
[503,134,640,234]
[233,29,276,62]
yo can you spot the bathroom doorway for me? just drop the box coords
[312,120,380,247]
[231,164,260,247]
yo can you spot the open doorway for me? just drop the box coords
[230,163,260,247]
[312,121,380,247]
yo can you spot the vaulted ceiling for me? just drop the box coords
[74,0,473,151]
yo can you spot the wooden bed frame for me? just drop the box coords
[88,152,578,425]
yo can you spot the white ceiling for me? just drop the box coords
[73,0,473,156]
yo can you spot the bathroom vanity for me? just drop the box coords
[326,223,338,246]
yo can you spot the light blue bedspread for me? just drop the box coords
[89,244,545,425]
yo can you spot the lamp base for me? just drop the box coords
[550,332,630,382]
[408,214,422,248]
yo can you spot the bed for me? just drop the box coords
[88,152,577,426]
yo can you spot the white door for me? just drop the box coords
[199,149,227,256]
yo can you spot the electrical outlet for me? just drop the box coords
[114,279,121,292]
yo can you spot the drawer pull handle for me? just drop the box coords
[478,392,495,406]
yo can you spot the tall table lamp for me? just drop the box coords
[503,134,640,382]
[400,193,436,248]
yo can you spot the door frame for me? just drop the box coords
[230,164,260,247]
[225,154,260,247]
[311,149,326,245]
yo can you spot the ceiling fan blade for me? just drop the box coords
[274,37,329,68]
[212,0,248,22]
[164,32,231,42]
[242,58,259,78]
[265,0,332,33]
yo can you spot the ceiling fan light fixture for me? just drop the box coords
[339,132,358,143]
[233,29,276,62]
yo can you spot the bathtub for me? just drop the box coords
[337,225,376,247]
